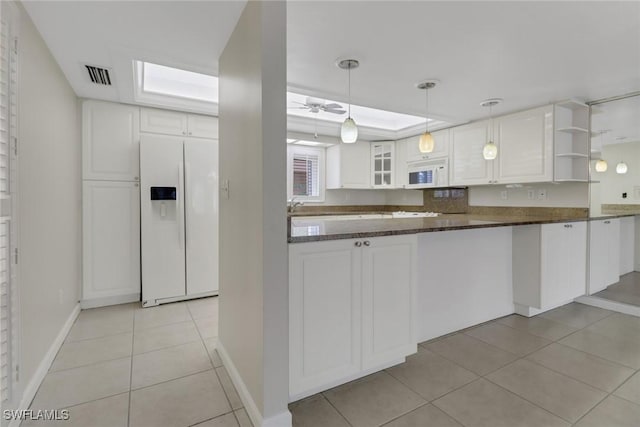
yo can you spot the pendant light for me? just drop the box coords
[594,159,608,172]
[480,98,502,160]
[594,131,608,172]
[616,161,628,174]
[337,59,359,143]
[416,80,438,153]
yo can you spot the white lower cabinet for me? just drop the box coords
[588,218,620,294]
[289,234,417,399]
[513,221,587,315]
[82,180,140,305]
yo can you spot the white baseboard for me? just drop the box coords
[217,340,292,427]
[81,293,140,309]
[575,296,640,317]
[10,304,80,427]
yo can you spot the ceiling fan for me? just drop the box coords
[289,97,346,115]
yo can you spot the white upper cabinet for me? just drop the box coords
[450,120,493,186]
[83,100,140,181]
[494,105,554,184]
[141,108,188,136]
[187,115,219,139]
[141,107,218,139]
[327,141,371,189]
[405,129,450,162]
[371,141,395,188]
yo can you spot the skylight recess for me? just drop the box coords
[287,92,449,132]
[140,62,218,103]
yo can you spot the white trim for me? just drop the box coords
[575,295,640,317]
[80,293,140,309]
[217,340,292,427]
[513,298,576,317]
[10,304,80,427]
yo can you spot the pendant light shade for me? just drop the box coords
[337,59,359,144]
[594,159,608,173]
[480,98,503,160]
[341,117,358,143]
[416,80,437,153]
[616,161,628,174]
[419,132,434,153]
[483,141,498,160]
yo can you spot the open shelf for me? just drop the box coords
[556,153,589,158]
[556,126,589,134]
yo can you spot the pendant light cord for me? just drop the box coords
[348,66,352,118]
[489,103,493,141]
[425,87,429,134]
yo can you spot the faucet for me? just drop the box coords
[288,197,304,213]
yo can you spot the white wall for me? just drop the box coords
[218,2,290,426]
[469,182,589,208]
[16,0,81,406]
[599,141,640,205]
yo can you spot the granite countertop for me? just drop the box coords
[288,214,590,243]
[589,213,639,220]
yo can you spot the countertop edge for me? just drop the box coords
[288,216,592,243]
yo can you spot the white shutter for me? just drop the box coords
[0,0,18,405]
[292,152,320,197]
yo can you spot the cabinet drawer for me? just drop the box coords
[141,108,188,136]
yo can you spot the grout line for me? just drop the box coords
[377,401,432,427]
[187,409,238,427]
[316,393,355,427]
[127,303,135,427]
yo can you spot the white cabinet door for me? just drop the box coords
[187,115,218,139]
[141,108,188,136]
[289,240,362,398]
[394,138,407,188]
[450,120,493,186]
[327,141,371,189]
[589,219,620,294]
[405,129,450,162]
[83,101,140,181]
[184,139,219,295]
[361,235,416,370]
[494,105,553,184]
[541,222,587,307]
[371,141,395,188]
[82,181,140,301]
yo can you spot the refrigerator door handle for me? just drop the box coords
[178,161,185,250]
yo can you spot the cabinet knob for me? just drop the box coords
[134,183,139,187]
[188,132,193,136]
[564,224,573,228]
[354,241,362,247]
[604,220,611,224]
[363,240,371,246]
[182,131,187,135]
[134,176,139,181]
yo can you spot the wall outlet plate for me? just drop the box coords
[537,188,547,200]
[527,189,535,200]
[500,190,508,200]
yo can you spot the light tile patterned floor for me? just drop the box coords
[26,299,640,426]
[290,302,640,427]
[27,297,252,427]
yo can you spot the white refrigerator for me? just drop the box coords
[140,134,219,307]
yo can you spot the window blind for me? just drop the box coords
[292,152,319,197]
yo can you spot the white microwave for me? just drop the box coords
[405,159,448,189]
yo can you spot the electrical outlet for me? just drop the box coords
[537,188,547,200]
[500,190,508,200]
[527,189,535,200]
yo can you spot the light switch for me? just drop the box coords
[222,179,230,199]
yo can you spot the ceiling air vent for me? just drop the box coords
[85,65,112,86]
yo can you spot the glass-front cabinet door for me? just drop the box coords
[371,141,394,188]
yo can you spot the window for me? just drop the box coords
[287,145,325,202]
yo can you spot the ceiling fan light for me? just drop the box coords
[616,161,628,174]
[341,117,358,143]
[419,132,434,153]
[483,141,498,160]
[595,159,608,173]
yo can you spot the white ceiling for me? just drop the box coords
[591,94,640,151]
[23,1,640,134]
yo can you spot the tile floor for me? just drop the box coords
[290,302,640,427]
[27,297,252,427]
[595,272,640,307]
[26,299,640,427]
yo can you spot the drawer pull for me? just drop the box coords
[354,241,362,247]
[604,220,611,224]
[363,240,371,247]
[564,224,573,228]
